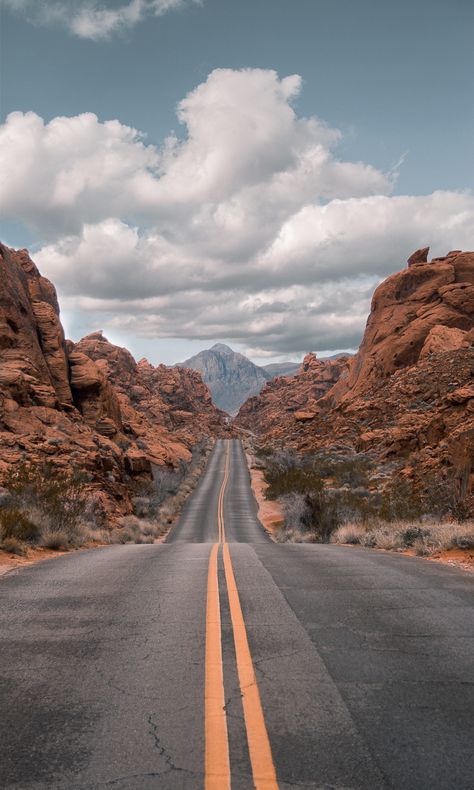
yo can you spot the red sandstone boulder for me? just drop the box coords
[407,246,430,266]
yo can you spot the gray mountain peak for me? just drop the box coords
[210,343,234,354]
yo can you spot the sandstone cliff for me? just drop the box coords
[0,244,226,521]
[236,249,474,513]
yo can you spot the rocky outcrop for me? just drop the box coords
[0,244,72,409]
[324,249,474,408]
[235,353,349,437]
[0,244,227,522]
[236,249,474,514]
[73,332,227,462]
[407,246,430,266]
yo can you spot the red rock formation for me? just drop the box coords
[0,244,227,522]
[73,331,227,465]
[235,353,349,438]
[236,249,474,513]
[327,250,474,407]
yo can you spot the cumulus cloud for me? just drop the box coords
[0,0,197,40]
[1,68,473,357]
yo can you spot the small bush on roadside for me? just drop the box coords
[40,529,71,550]
[331,524,366,545]
[113,515,165,544]
[0,508,39,543]
[0,536,27,555]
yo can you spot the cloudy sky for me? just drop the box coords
[1,0,473,364]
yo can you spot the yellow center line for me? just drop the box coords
[223,542,278,790]
[218,442,231,543]
[205,542,230,789]
[205,440,277,790]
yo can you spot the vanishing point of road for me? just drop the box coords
[1,439,473,789]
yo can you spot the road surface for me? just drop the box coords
[0,439,473,789]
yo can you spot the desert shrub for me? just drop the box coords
[0,462,88,548]
[312,453,373,487]
[40,528,71,550]
[0,508,39,543]
[151,461,188,506]
[0,536,27,555]
[450,533,474,549]
[113,515,165,544]
[331,524,366,545]
[129,438,211,532]
[331,518,474,556]
[378,479,424,522]
[399,525,428,547]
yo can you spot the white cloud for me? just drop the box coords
[0,0,196,40]
[1,68,473,356]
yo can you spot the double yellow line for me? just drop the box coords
[205,441,278,790]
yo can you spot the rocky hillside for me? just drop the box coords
[236,248,474,514]
[178,343,271,414]
[0,244,227,522]
[236,352,349,436]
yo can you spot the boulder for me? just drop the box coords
[407,246,430,266]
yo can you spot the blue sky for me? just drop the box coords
[1,0,473,364]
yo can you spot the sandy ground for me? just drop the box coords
[411,547,474,573]
[246,454,283,540]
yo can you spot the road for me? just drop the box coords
[0,438,473,789]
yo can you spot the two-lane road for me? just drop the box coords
[1,439,473,788]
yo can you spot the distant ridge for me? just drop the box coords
[177,344,300,414]
[261,361,301,377]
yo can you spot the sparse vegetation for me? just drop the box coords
[0,462,91,553]
[116,438,213,544]
[257,446,472,551]
[0,440,214,554]
[331,519,474,557]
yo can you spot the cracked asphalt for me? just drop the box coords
[0,438,473,788]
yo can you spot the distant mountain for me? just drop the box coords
[261,361,301,377]
[177,344,271,415]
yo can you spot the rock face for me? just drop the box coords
[73,332,226,462]
[235,353,350,437]
[236,249,474,514]
[0,244,227,522]
[324,250,474,406]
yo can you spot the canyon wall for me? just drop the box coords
[236,249,474,512]
[0,244,227,521]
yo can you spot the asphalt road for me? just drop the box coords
[0,438,473,789]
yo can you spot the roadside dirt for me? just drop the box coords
[338,544,474,574]
[414,547,474,573]
[246,454,283,540]
[0,544,101,575]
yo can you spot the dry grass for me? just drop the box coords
[331,519,474,556]
[0,536,27,556]
[330,523,366,545]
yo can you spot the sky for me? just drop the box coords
[1,0,473,365]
